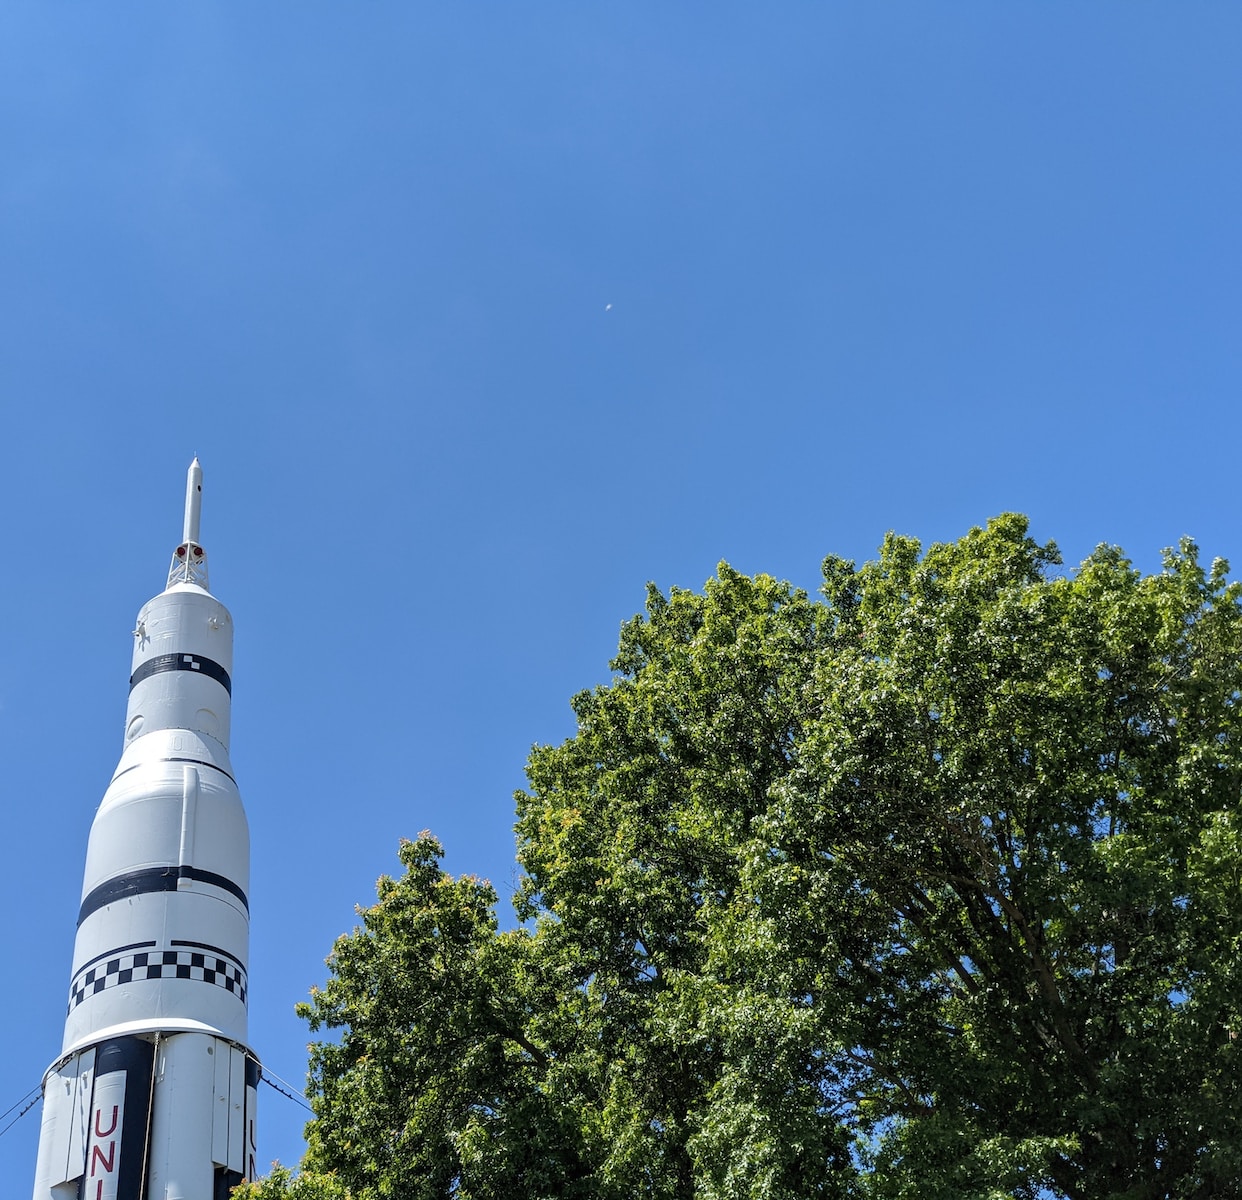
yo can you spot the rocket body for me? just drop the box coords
[33,463,258,1200]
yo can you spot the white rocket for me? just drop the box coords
[32,460,258,1200]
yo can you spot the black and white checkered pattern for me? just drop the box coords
[68,947,247,1014]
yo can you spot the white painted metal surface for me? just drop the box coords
[32,462,258,1200]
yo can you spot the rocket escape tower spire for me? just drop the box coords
[32,460,259,1200]
[168,457,208,591]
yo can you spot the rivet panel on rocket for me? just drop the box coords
[33,460,259,1200]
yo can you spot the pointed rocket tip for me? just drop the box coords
[183,459,204,546]
[169,457,210,590]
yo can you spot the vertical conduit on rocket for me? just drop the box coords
[32,460,259,1200]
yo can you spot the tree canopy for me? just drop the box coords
[236,515,1242,1200]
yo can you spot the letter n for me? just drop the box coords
[90,1142,116,1175]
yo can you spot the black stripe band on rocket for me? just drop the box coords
[74,940,159,976]
[78,865,249,926]
[129,652,232,695]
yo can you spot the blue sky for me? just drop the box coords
[3,2,1242,1182]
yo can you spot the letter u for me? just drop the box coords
[94,1104,119,1138]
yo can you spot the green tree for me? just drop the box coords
[515,563,857,1199]
[796,519,1242,1197]
[235,834,590,1200]
[233,1164,353,1200]
[243,516,1242,1200]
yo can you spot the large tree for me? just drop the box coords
[238,515,1242,1200]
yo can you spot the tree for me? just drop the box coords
[235,834,591,1200]
[242,516,1242,1199]
[232,1164,353,1200]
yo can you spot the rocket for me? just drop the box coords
[32,460,258,1200]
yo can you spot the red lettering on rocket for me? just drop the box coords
[90,1142,116,1175]
[94,1105,119,1138]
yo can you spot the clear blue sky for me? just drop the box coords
[3,2,1241,1181]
